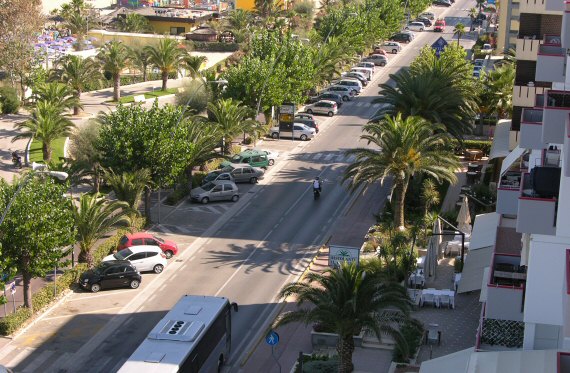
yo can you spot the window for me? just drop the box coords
[146,252,158,258]
[132,238,144,245]
[122,265,135,273]
[219,174,230,180]
[242,157,251,163]
[105,266,121,275]
[119,236,129,245]
[294,125,302,131]
[170,27,185,35]
[252,156,261,162]
[129,253,146,261]
[223,184,234,191]
[212,185,223,192]
[145,238,159,246]
[243,168,253,174]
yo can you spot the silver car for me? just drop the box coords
[191,181,239,204]
[304,100,338,117]
[221,163,265,184]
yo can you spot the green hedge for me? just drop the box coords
[0,217,145,336]
[0,86,20,114]
[192,42,240,52]
[452,139,492,155]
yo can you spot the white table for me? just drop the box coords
[420,289,455,309]
[417,256,426,269]
[445,240,470,256]
[408,269,425,287]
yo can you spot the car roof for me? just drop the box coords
[98,260,131,267]
[321,92,341,97]
[317,100,336,105]
[121,245,163,253]
[127,232,152,239]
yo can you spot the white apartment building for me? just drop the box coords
[421,0,570,371]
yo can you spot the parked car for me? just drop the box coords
[432,0,451,6]
[202,171,234,185]
[390,32,414,43]
[79,260,142,293]
[304,100,338,117]
[415,17,433,27]
[336,79,363,94]
[254,148,279,166]
[294,114,320,132]
[308,92,344,107]
[221,149,269,169]
[351,67,372,80]
[405,22,425,32]
[342,72,368,86]
[419,11,436,20]
[377,41,402,54]
[474,59,485,67]
[118,232,179,259]
[323,85,354,101]
[370,48,388,56]
[356,61,376,72]
[103,246,167,274]
[481,43,493,53]
[270,123,316,141]
[191,181,239,204]
[219,163,265,183]
[433,19,446,32]
[361,54,388,66]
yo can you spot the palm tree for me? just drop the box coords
[373,69,477,139]
[13,101,76,162]
[97,41,130,101]
[145,38,187,91]
[50,55,101,115]
[73,193,130,267]
[226,9,252,32]
[65,12,89,50]
[421,179,440,217]
[453,23,466,46]
[343,114,459,229]
[183,55,208,79]
[32,82,80,114]
[207,98,258,154]
[129,46,152,82]
[104,168,152,221]
[482,63,515,118]
[117,13,152,33]
[274,262,413,373]
[476,0,485,12]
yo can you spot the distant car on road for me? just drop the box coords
[323,85,354,101]
[419,11,436,20]
[433,19,446,32]
[294,113,320,132]
[432,0,451,6]
[351,67,372,80]
[191,181,240,204]
[219,164,265,184]
[305,100,338,117]
[342,71,368,86]
[377,41,402,54]
[481,43,493,53]
[118,232,179,259]
[254,148,279,166]
[361,54,388,66]
[221,149,270,169]
[415,17,433,27]
[405,22,425,32]
[308,92,344,107]
[79,260,142,293]
[103,246,167,274]
[202,171,234,185]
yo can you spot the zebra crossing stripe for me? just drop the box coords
[346,155,356,163]
[324,154,335,161]
[313,153,323,160]
[372,103,381,108]
[6,347,34,368]
[335,154,346,162]
[21,350,55,373]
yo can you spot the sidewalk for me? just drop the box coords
[240,182,392,373]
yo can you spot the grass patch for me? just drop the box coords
[114,88,178,104]
[29,137,66,166]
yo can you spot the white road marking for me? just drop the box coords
[324,154,335,161]
[21,349,55,373]
[42,307,123,321]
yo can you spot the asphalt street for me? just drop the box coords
[0,1,478,371]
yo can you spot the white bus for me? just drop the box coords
[118,295,238,373]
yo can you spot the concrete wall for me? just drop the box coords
[87,29,185,48]
[520,122,546,149]
[497,188,521,216]
[516,38,541,61]
[536,52,565,83]
[486,286,525,321]
[542,106,567,144]
[516,197,557,235]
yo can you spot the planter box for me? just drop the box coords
[311,330,365,349]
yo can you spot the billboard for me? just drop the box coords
[279,103,296,132]
[328,245,360,268]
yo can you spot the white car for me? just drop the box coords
[336,79,363,94]
[103,246,167,274]
[351,67,372,80]
[323,85,354,101]
[255,148,279,166]
[357,61,376,72]
[481,43,493,53]
[405,22,425,32]
[304,100,339,117]
[270,123,316,140]
[379,41,402,54]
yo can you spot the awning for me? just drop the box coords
[489,120,514,160]
[499,145,525,176]
[458,247,493,293]
[465,349,558,373]
[420,348,473,373]
[469,213,500,250]
[479,267,490,302]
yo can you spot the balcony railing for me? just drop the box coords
[480,318,525,349]
[516,172,558,235]
[563,8,570,48]
[536,46,566,83]
[513,85,547,107]
[497,171,522,216]
[520,0,559,13]
[516,38,541,61]
[543,91,570,143]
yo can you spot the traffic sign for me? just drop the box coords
[265,330,280,346]
[6,281,15,295]
[431,37,448,57]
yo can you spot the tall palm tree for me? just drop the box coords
[454,23,466,46]
[65,12,89,50]
[421,179,440,217]
[145,38,187,91]
[343,114,459,229]
[226,9,252,32]
[207,98,258,154]
[12,101,76,162]
[482,63,515,118]
[274,262,413,373]
[117,13,152,33]
[104,168,152,221]
[476,0,485,12]
[73,193,130,267]
[373,69,477,139]
[50,55,101,115]
[32,82,80,114]
[183,55,208,79]
[97,41,130,101]
[129,46,152,82]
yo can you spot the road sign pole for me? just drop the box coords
[271,345,282,373]
[3,288,6,316]
[11,291,15,313]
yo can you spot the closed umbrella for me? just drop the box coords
[521,233,530,266]
[425,219,442,277]
[457,196,472,235]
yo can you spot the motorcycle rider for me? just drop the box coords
[313,177,322,193]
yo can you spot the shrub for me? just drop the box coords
[192,42,240,52]
[204,158,224,172]
[293,0,314,17]
[0,307,32,335]
[392,319,424,363]
[230,144,242,155]
[176,79,211,114]
[165,187,189,206]
[0,87,20,114]
[192,171,206,188]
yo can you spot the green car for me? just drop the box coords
[220,149,270,169]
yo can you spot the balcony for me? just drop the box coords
[563,10,570,48]
[565,121,570,176]
[513,85,548,107]
[516,171,559,235]
[497,172,522,216]
[520,0,563,13]
[535,46,566,83]
[516,38,541,60]
[543,91,570,143]
[486,254,526,321]
[520,108,546,149]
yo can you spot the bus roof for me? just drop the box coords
[118,295,229,373]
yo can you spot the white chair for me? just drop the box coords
[421,293,436,308]
[439,294,451,308]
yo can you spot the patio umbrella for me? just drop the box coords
[457,196,472,235]
[425,219,442,278]
[521,233,530,266]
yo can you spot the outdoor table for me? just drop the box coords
[421,289,455,308]
[445,240,470,256]
[408,269,425,288]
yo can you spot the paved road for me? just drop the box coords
[0,1,477,371]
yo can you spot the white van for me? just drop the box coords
[337,79,363,94]
[351,67,372,81]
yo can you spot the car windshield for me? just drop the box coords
[204,172,219,182]
[114,248,133,260]
[153,236,164,243]
[202,182,217,191]
[230,154,242,162]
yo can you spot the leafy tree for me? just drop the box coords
[13,101,76,162]
[128,45,152,82]
[0,175,75,311]
[274,262,413,373]
[343,114,459,229]
[481,63,515,118]
[453,23,466,46]
[117,13,152,33]
[32,82,80,114]
[145,38,187,91]
[68,121,104,192]
[96,41,130,101]
[72,193,130,266]
[207,98,258,154]
[50,55,102,115]
[104,168,152,222]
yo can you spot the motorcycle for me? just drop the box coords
[11,153,22,169]
[313,188,321,200]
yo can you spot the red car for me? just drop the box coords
[118,232,179,259]
[434,19,446,32]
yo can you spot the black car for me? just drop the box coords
[79,260,142,293]
[415,17,433,27]
[432,0,451,6]
[390,33,414,43]
[308,92,343,107]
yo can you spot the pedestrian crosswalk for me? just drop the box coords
[0,347,78,373]
[176,204,233,215]
[294,152,356,164]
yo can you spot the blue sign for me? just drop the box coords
[431,37,449,57]
[265,330,280,346]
